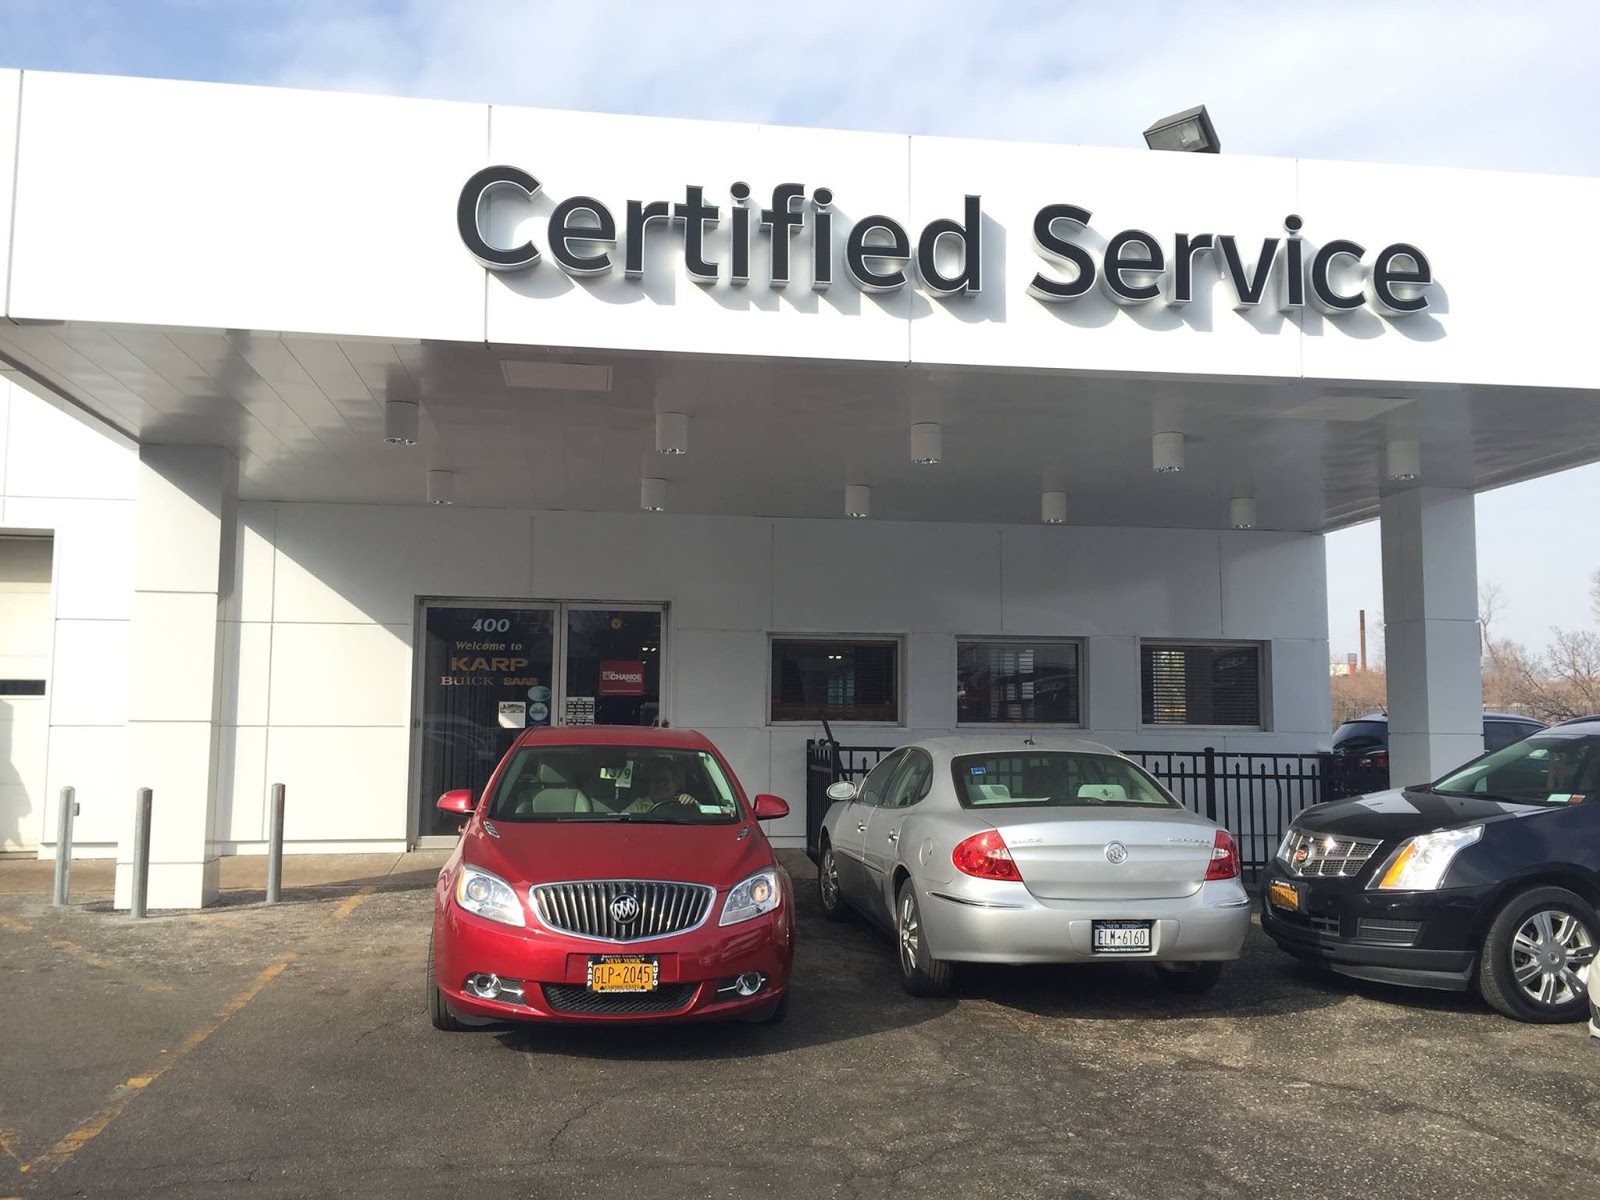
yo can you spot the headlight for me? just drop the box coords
[1368,826,1482,891]
[720,870,781,926]
[455,865,526,926]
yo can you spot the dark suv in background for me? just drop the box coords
[1330,711,1547,797]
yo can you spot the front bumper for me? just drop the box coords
[433,899,793,1025]
[1259,869,1494,991]
[919,876,1251,964]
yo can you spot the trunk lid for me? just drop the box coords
[985,806,1220,901]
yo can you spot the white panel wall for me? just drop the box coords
[1,381,137,854]
[214,501,1330,851]
[0,70,19,309]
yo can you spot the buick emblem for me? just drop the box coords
[1293,845,1311,864]
[1105,842,1128,865]
[609,894,640,923]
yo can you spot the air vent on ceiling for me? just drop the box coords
[501,360,613,392]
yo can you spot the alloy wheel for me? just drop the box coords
[820,851,840,907]
[898,891,920,975]
[1510,908,1596,1008]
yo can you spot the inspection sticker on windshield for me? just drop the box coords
[970,766,986,775]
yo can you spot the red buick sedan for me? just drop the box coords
[427,726,794,1029]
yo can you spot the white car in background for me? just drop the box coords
[816,736,1251,997]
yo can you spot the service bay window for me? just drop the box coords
[957,639,1082,725]
[1140,642,1264,728]
[770,638,900,723]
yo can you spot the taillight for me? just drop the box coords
[952,830,1022,881]
[1205,829,1240,881]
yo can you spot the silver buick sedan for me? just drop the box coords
[817,736,1251,996]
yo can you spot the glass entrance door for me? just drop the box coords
[415,601,666,840]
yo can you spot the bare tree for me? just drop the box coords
[1485,629,1600,723]
[1479,580,1505,646]
[1591,567,1600,626]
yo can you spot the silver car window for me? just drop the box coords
[884,750,933,809]
[950,752,1176,809]
[856,750,907,808]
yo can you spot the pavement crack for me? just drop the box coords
[546,1097,606,1155]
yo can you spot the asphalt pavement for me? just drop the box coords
[0,850,1595,1199]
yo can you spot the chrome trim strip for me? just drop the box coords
[928,891,1028,909]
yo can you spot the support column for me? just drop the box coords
[114,445,238,910]
[1379,487,1482,789]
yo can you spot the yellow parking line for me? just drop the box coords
[27,955,295,1176]
[0,914,176,994]
[0,914,28,934]
[319,884,376,929]
[0,1125,23,1167]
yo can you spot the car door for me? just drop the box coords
[861,749,934,926]
[831,750,905,906]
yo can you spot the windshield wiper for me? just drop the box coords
[1431,788,1532,804]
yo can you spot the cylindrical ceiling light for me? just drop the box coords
[1386,437,1421,481]
[1152,431,1184,474]
[640,477,667,512]
[427,470,455,506]
[844,484,871,518]
[383,399,419,446]
[1228,497,1257,529]
[1041,491,1067,525]
[656,411,689,455]
[910,422,942,465]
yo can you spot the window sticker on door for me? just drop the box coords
[564,696,596,725]
[970,766,986,775]
[497,701,527,729]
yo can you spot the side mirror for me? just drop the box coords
[825,781,857,803]
[436,788,476,816]
[752,794,789,821]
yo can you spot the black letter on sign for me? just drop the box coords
[1217,236,1281,308]
[1027,204,1095,301]
[916,195,983,297]
[1370,243,1431,314]
[1169,233,1214,305]
[1280,214,1305,310]
[729,182,751,287]
[458,165,542,271]
[547,196,616,277]
[673,185,721,283]
[1310,239,1366,311]
[845,216,911,292]
[1101,230,1165,304]
[624,199,672,279]
[759,183,807,288]
[812,188,834,291]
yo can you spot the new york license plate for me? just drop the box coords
[1092,920,1152,954]
[1268,881,1300,912]
[587,956,659,993]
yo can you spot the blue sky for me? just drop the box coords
[3,0,1597,655]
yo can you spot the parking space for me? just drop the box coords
[0,849,1595,1199]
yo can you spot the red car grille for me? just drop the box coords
[530,880,715,942]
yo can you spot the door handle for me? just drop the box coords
[886,830,899,843]
[856,822,866,834]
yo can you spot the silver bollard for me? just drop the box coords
[131,787,153,918]
[265,783,286,904]
[52,786,78,907]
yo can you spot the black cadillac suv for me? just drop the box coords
[1263,716,1600,1022]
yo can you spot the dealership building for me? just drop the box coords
[1,70,1596,908]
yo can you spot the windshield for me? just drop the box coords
[950,752,1178,810]
[486,745,742,823]
[1332,721,1386,753]
[1432,732,1600,806]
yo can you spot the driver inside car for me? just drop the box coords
[623,757,697,813]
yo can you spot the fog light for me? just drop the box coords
[735,972,765,996]
[463,972,525,1001]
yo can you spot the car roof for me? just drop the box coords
[1344,711,1547,724]
[512,725,716,751]
[897,734,1126,759]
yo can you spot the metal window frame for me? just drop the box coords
[766,633,906,727]
[953,634,1086,730]
[1136,638,1269,732]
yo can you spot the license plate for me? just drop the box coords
[1268,881,1300,912]
[587,956,659,993]
[1092,920,1152,954]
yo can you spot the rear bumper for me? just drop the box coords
[1259,871,1490,991]
[434,899,793,1025]
[919,877,1250,964]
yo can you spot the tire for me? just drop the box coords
[426,929,469,1032]
[1476,886,1599,1023]
[1155,961,1224,995]
[895,879,954,997]
[817,843,851,923]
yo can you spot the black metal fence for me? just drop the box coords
[804,739,1337,883]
